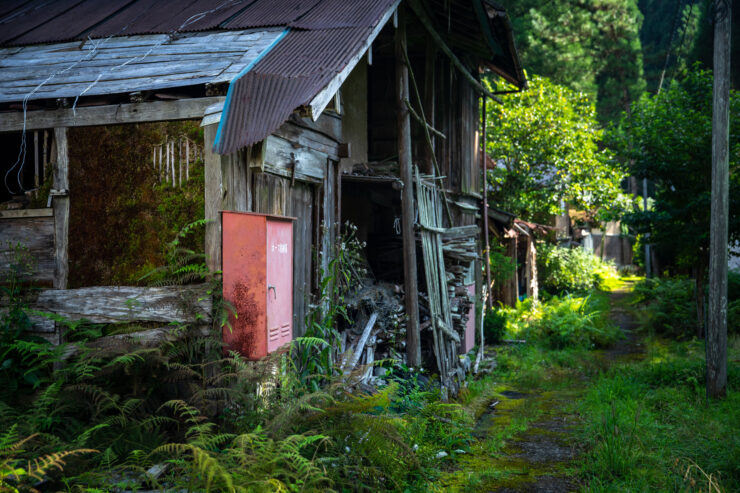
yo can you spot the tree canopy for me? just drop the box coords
[485,76,628,223]
[608,67,740,270]
[501,0,646,122]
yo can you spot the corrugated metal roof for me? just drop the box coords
[0,29,283,103]
[0,0,525,156]
[214,0,401,153]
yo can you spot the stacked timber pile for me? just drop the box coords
[442,225,478,342]
[341,281,407,382]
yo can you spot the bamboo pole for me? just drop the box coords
[396,6,421,367]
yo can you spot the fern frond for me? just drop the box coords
[25,448,97,481]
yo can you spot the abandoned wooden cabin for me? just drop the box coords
[0,0,524,392]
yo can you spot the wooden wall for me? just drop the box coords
[207,113,340,338]
[0,210,55,284]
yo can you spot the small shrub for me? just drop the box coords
[538,244,618,294]
[503,294,620,349]
[483,308,507,344]
[633,277,696,337]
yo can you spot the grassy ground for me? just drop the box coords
[437,278,740,492]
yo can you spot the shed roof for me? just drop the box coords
[0,0,524,154]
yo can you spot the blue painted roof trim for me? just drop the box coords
[213,27,290,152]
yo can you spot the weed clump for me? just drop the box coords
[503,294,621,349]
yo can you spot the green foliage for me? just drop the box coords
[0,429,96,493]
[488,244,515,288]
[292,222,364,391]
[633,277,697,337]
[503,292,621,349]
[486,76,628,222]
[501,0,646,122]
[578,337,740,491]
[483,308,507,345]
[538,244,619,294]
[609,67,740,272]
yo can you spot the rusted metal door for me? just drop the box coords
[221,211,294,360]
[266,218,293,353]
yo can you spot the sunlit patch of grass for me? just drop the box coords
[577,338,740,491]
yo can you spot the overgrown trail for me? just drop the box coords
[439,286,642,492]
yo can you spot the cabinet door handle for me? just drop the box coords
[267,285,277,299]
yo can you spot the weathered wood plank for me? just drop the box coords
[273,120,341,161]
[32,285,212,324]
[0,208,53,219]
[52,128,69,290]
[262,135,327,184]
[0,216,55,282]
[0,97,224,132]
[203,124,223,273]
[442,225,480,240]
[0,30,283,104]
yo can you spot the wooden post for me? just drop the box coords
[707,0,731,400]
[422,42,436,175]
[396,6,421,367]
[52,128,69,290]
[481,96,492,310]
[203,124,251,273]
[33,131,39,192]
[203,124,224,273]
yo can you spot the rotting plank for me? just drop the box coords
[0,215,55,282]
[52,128,69,290]
[203,124,223,273]
[32,285,212,324]
[0,97,224,132]
[262,135,327,184]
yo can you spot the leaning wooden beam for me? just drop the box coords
[52,128,69,290]
[396,6,422,367]
[0,97,225,132]
[407,0,503,105]
[345,312,378,372]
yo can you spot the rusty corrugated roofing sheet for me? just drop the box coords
[0,0,525,156]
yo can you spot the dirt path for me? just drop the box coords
[440,286,641,492]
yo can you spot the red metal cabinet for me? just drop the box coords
[222,211,294,360]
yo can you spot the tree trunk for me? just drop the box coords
[707,0,731,399]
[695,255,706,339]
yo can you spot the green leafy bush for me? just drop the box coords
[503,294,620,349]
[633,277,696,337]
[538,244,618,294]
[483,308,507,344]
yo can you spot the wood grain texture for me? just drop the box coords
[0,216,55,282]
[0,30,282,104]
[262,135,327,184]
[52,128,69,290]
[396,8,421,367]
[0,97,225,132]
[32,285,212,324]
[203,124,223,273]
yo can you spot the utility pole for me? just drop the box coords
[707,0,731,399]
[396,5,421,367]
